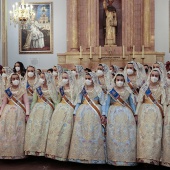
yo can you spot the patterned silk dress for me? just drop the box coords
[137,85,165,165]
[107,89,136,166]
[25,88,58,156]
[162,85,170,167]
[68,89,106,164]
[45,89,74,161]
[0,87,28,159]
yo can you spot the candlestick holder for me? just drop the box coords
[122,57,126,65]
[98,57,102,63]
[108,47,113,66]
[141,57,145,64]
[89,58,93,69]
[132,57,135,61]
[79,57,83,65]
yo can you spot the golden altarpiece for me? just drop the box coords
[58,0,164,69]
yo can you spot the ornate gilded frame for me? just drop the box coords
[19,2,53,54]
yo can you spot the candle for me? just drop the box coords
[122,45,125,59]
[133,45,135,59]
[90,46,92,59]
[12,5,15,12]
[9,11,12,15]
[30,5,33,12]
[142,45,145,59]
[99,46,102,59]
[15,2,18,10]
[80,46,83,59]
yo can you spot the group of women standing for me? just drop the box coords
[0,61,170,167]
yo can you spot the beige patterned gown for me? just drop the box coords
[45,89,74,161]
[107,89,136,166]
[137,85,165,165]
[0,87,27,159]
[68,89,105,164]
[24,88,54,156]
[162,85,170,167]
[27,79,36,108]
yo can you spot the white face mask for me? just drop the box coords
[27,72,34,78]
[109,70,113,73]
[62,79,69,86]
[12,80,20,86]
[127,69,134,75]
[39,78,45,85]
[151,76,159,83]
[116,81,124,87]
[96,70,104,77]
[2,73,7,78]
[15,67,20,72]
[85,79,92,86]
[72,71,77,76]
[53,71,58,76]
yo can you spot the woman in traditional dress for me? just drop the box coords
[52,65,63,92]
[45,71,77,161]
[23,66,39,107]
[52,66,59,86]
[136,68,166,165]
[124,61,146,90]
[0,73,29,159]
[124,61,146,104]
[107,72,137,166]
[68,72,107,164]
[13,61,26,79]
[152,62,167,84]
[162,71,170,167]
[110,65,119,74]
[24,73,59,156]
[96,63,110,95]
[0,67,13,106]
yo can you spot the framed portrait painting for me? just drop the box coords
[19,2,53,54]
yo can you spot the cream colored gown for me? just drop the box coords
[68,89,106,164]
[107,89,136,166]
[25,88,57,156]
[0,87,28,159]
[137,85,165,165]
[162,85,170,167]
[45,89,73,161]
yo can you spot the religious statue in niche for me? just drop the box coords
[103,0,117,45]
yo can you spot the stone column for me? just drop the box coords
[2,0,8,66]
[87,0,91,48]
[131,0,134,47]
[87,0,98,49]
[70,0,78,51]
[90,0,98,47]
[143,0,151,47]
